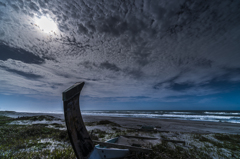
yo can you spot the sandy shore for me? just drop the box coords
[3,111,240,134]
[82,115,240,134]
[1,111,240,158]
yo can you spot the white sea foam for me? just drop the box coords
[204,112,240,115]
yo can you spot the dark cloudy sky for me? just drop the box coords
[0,0,240,112]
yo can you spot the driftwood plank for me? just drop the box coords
[92,140,152,153]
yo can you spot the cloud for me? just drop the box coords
[0,44,45,64]
[99,61,120,72]
[0,0,240,106]
[168,83,195,91]
[0,2,6,7]
[0,66,43,79]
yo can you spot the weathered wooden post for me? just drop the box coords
[62,82,94,159]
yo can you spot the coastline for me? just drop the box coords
[1,111,240,158]
[2,111,240,134]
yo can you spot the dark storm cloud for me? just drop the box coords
[99,61,120,72]
[28,1,40,12]
[169,56,213,68]
[10,4,19,12]
[0,44,45,64]
[0,66,43,79]
[168,83,195,91]
[199,68,240,91]
[96,15,150,39]
[124,68,144,79]
[154,68,240,93]
[0,10,5,20]
[38,0,48,9]
[77,23,88,35]
[153,74,182,90]
[201,79,240,91]
[162,1,240,38]
[221,68,240,80]
[153,77,195,92]
[0,1,6,7]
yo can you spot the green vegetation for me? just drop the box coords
[193,133,240,158]
[150,143,210,159]
[0,115,74,158]
[50,123,65,128]
[16,115,58,121]
[1,146,75,158]
[92,129,107,138]
[213,134,240,151]
[1,115,239,159]
[194,133,240,151]
[0,116,13,125]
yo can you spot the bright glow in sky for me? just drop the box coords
[35,16,57,34]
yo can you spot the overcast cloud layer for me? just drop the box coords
[0,0,240,110]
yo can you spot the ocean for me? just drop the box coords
[1,110,240,124]
[81,110,240,124]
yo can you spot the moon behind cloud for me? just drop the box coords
[35,16,58,34]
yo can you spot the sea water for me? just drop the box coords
[81,110,240,124]
[2,110,240,124]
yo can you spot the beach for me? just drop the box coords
[1,111,240,158]
[82,115,240,134]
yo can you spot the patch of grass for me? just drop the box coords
[0,124,70,155]
[213,134,240,151]
[199,136,213,143]
[0,115,14,125]
[16,115,57,121]
[89,131,99,140]
[113,131,127,137]
[214,134,240,143]
[194,134,240,153]
[0,115,75,158]
[112,127,120,131]
[50,123,65,128]
[2,146,75,158]
[93,129,107,138]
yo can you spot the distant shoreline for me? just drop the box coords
[1,110,240,124]
[1,111,239,134]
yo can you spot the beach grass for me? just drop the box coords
[0,115,74,158]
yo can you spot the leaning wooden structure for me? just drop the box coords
[62,82,95,159]
[62,82,154,159]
